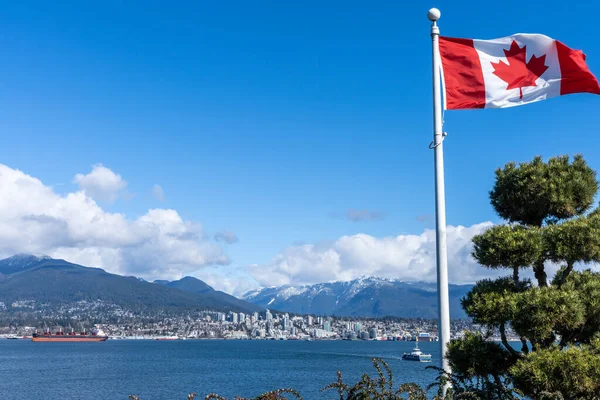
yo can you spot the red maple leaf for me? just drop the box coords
[491,40,549,99]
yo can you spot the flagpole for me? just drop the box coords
[428,7,452,382]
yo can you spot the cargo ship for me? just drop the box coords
[32,327,108,342]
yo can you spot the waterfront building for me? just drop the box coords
[354,322,362,333]
[282,314,290,331]
[369,327,377,339]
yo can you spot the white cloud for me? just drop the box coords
[197,270,259,297]
[0,164,229,280]
[251,222,498,287]
[152,184,165,202]
[214,231,239,244]
[73,164,127,203]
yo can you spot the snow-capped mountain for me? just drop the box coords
[0,254,52,275]
[242,277,472,319]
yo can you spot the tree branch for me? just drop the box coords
[533,259,548,287]
[520,337,529,354]
[500,322,519,358]
[557,261,575,287]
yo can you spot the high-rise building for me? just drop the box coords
[354,322,362,333]
[323,321,331,332]
[265,309,273,321]
[253,312,259,322]
[307,315,313,326]
[282,314,290,331]
[239,313,246,323]
[369,327,377,339]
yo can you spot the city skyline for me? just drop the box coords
[1,1,599,295]
[0,299,478,342]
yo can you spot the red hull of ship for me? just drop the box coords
[32,336,108,342]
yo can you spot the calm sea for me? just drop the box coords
[0,339,441,400]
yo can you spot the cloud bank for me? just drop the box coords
[0,163,521,296]
[251,222,497,288]
[0,164,229,280]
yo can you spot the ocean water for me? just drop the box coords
[0,339,441,400]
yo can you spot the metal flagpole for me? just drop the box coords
[428,7,452,383]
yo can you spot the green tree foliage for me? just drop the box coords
[446,332,513,381]
[472,226,542,284]
[448,155,600,399]
[510,341,600,400]
[555,270,600,345]
[461,278,520,327]
[510,286,585,349]
[445,332,521,399]
[489,155,597,227]
[486,154,598,286]
[545,212,600,286]
[461,278,529,355]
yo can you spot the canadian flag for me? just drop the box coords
[439,34,600,109]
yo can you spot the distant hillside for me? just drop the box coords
[242,277,472,319]
[155,276,214,294]
[0,255,261,314]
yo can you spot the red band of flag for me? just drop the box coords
[439,34,600,110]
[439,37,486,110]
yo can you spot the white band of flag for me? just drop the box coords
[439,34,600,109]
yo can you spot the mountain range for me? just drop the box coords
[0,254,473,319]
[0,254,260,314]
[242,277,473,319]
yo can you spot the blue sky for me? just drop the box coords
[1,1,599,294]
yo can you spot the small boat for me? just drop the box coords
[402,340,432,362]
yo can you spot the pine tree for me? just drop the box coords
[447,155,600,399]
